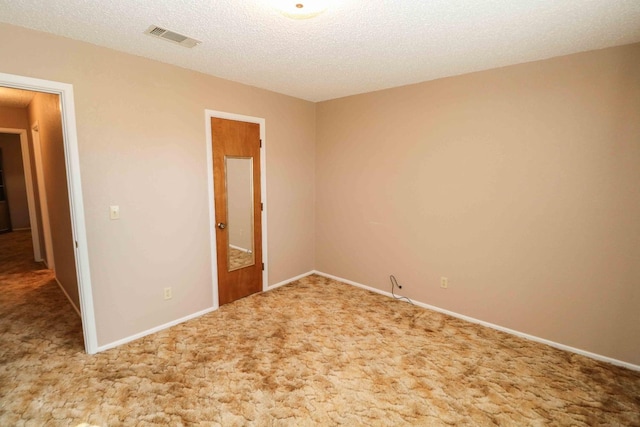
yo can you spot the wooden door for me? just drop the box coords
[211,117,262,306]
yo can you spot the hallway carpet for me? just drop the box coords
[1,230,639,425]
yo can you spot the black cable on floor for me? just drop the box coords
[390,275,414,305]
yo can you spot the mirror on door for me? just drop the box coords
[225,156,255,271]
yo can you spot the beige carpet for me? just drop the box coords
[1,230,639,426]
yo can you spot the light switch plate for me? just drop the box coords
[109,205,120,220]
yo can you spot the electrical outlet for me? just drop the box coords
[163,287,172,300]
[440,277,448,289]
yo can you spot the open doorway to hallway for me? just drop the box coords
[0,85,80,309]
[0,76,96,353]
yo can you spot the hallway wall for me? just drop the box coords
[27,92,79,308]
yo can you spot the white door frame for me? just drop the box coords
[0,127,42,261]
[0,72,98,354]
[30,122,55,269]
[205,110,268,309]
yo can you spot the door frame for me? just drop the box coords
[0,72,98,354]
[30,122,55,269]
[0,127,42,261]
[205,109,268,309]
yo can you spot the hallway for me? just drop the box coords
[0,230,85,408]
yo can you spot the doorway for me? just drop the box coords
[206,111,268,308]
[0,72,97,354]
[0,128,41,260]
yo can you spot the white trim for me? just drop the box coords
[31,122,55,269]
[19,131,40,260]
[312,270,640,372]
[313,271,396,299]
[12,227,31,231]
[96,307,216,353]
[0,127,41,261]
[268,270,315,290]
[205,112,218,310]
[204,110,268,308]
[0,72,98,355]
[54,277,81,317]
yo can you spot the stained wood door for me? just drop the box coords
[211,117,262,306]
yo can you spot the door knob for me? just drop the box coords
[217,222,226,230]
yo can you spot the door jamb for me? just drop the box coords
[0,127,42,261]
[30,122,55,269]
[205,110,268,309]
[0,72,98,354]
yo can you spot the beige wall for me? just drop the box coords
[0,106,29,129]
[316,43,640,365]
[27,92,79,308]
[0,23,316,346]
[3,22,637,365]
[0,133,30,229]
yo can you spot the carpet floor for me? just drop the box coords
[1,230,639,426]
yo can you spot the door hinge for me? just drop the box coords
[261,202,263,211]
[262,263,265,271]
[75,241,78,248]
[259,139,262,148]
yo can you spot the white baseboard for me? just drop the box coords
[54,277,81,318]
[93,269,638,371]
[229,244,252,253]
[312,271,640,372]
[97,307,216,353]
[268,270,315,291]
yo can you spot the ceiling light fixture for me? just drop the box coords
[270,0,329,19]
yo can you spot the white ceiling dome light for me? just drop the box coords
[269,0,331,19]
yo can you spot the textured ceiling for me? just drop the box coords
[1,0,640,101]
[0,87,36,108]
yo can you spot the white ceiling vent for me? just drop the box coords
[144,25,201,48]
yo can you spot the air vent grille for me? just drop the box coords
[149,27,166,36]
[144,25,201,48]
